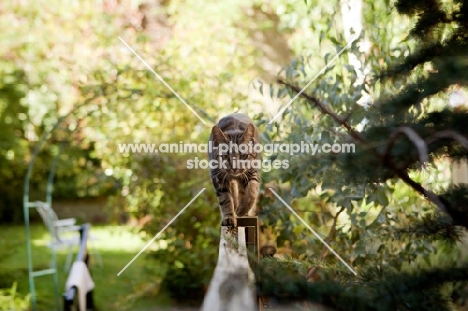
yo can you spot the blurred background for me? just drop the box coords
[1,0,468,310]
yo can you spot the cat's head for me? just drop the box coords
[211,124,258,177]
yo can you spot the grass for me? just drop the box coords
[0,224,180,311]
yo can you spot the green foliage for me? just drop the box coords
[254,0,468,308]
[394,211,462,243]
[0,0,124,221]
[0,283,30,311]
[157,247,213,304]
[257,258,467,311]
[441,185,468,228]
[3,0,275,303]
[3,0,468,308]
[0,69,29,222]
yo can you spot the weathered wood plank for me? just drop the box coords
[238,217,260,264]
[201,226,257,311]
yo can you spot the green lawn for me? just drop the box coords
[0,225,178,311]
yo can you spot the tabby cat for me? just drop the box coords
[209,113,261,227]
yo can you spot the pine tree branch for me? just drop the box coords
[277,79,449,213]
[384,126,429,168]
[426,129,468,150]
[258,262,468,310]
[395,211,461,242]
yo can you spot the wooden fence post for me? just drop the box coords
[201,217,259,311]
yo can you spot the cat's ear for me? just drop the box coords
[241,123,256,143]
[212,126,228,144]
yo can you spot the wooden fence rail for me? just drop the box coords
[201,217,259,311]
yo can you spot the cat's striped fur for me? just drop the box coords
[209,113,261,227]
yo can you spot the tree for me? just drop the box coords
[256,0,468,310]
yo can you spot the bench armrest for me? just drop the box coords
[53,218,77,227]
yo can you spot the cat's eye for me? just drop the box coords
[240,154,248,160]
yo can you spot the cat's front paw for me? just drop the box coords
[221,216,237,227]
